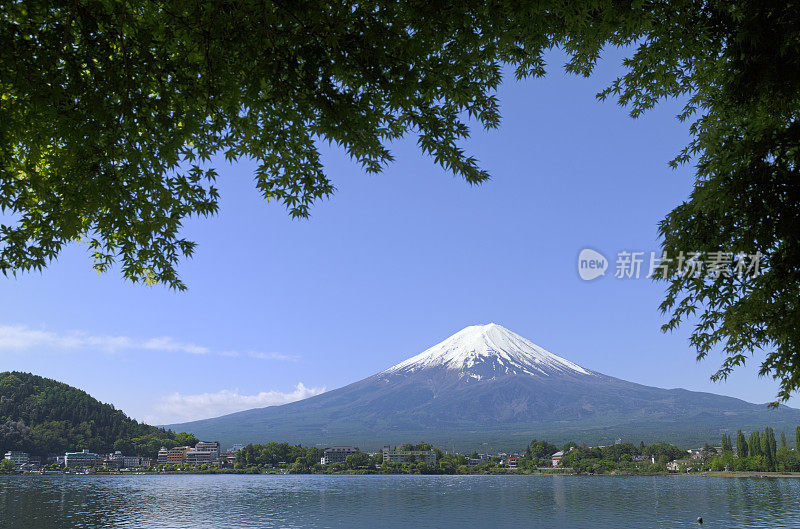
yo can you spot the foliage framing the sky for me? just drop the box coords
[1,1,798,400]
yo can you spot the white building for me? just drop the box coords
[65,449,99,468]
[157,447,168,465]
[667,459,692,471]
[4,451,29,467]
[551,451,565,467]
[195,441,220,457]
[186,450,217,465]
[185,441,220,465]
[104,451,125,469]
[322,446,359,465]
[123,456,141,468]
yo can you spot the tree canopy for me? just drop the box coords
[1,1,798,400]
[0,371,196,457]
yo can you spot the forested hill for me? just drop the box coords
[0,371,196,457]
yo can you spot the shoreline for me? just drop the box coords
[7,470,800,478]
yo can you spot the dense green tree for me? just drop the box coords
[524,439,559,460]
[749,432,762,458]
[0,371,195,457]
[736,430,748,458]
[768,428,778,470]
[561,442,579,452]
[600,443,638,462]
[234,442,315,469]
[438,453,466,474]
[0,459,15,473]
[781,431,788,450]
[777,450,800,472]
[796,426,800,450]
[761,428,777,471]
[641,442,686,462]
[646,2,800,405]
[1,1,798,405]
[345,452,371,469]
[721,435,732,453]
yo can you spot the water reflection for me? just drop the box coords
[1,474,798,528]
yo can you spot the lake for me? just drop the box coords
[1,474,798,528]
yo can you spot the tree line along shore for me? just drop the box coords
[6,428,800,477]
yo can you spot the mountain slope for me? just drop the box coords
[0,371,197,457]
[168,324,800,450]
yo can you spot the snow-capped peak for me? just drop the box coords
[384,323,593,378]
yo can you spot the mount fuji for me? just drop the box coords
[167,324,800,450]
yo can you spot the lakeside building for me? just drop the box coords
[321,446,359,465]
[194,441,220,459]
[221,452,237,467]
[54,450,149,470]
[382,446,437,465]
[65,449,100,468]
[4,451,29,468]
[551,451,565,467]
[123,456,142,468]
[104,451,125,470]
[464,453,491,467]
[186,441,221,465]
[688,449,704,461]
[667,459,693,471]
[166,446,192,464]
[152,442,223,466]
[186,450,217,465]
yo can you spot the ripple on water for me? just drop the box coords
[1,474,798,529]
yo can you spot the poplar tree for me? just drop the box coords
[761,428,777,471]
[761,431,771,470]
[736,431,748,458]
[749,432,761,458]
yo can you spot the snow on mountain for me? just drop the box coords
[384,323,594,378]
[170,322,800,450]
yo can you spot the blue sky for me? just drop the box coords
[1,48,793,425]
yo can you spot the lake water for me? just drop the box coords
[1,474,798,528]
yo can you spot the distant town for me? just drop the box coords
[5,426,800,475]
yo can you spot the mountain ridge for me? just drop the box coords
[167,324,800,451]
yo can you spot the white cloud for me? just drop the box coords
[0,325,135,352]
[0,324,293,360]
[142,336,209,355]
[154,383,326,424]
[248,351,298,362]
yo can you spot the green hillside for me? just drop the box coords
[0,371,196,457]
